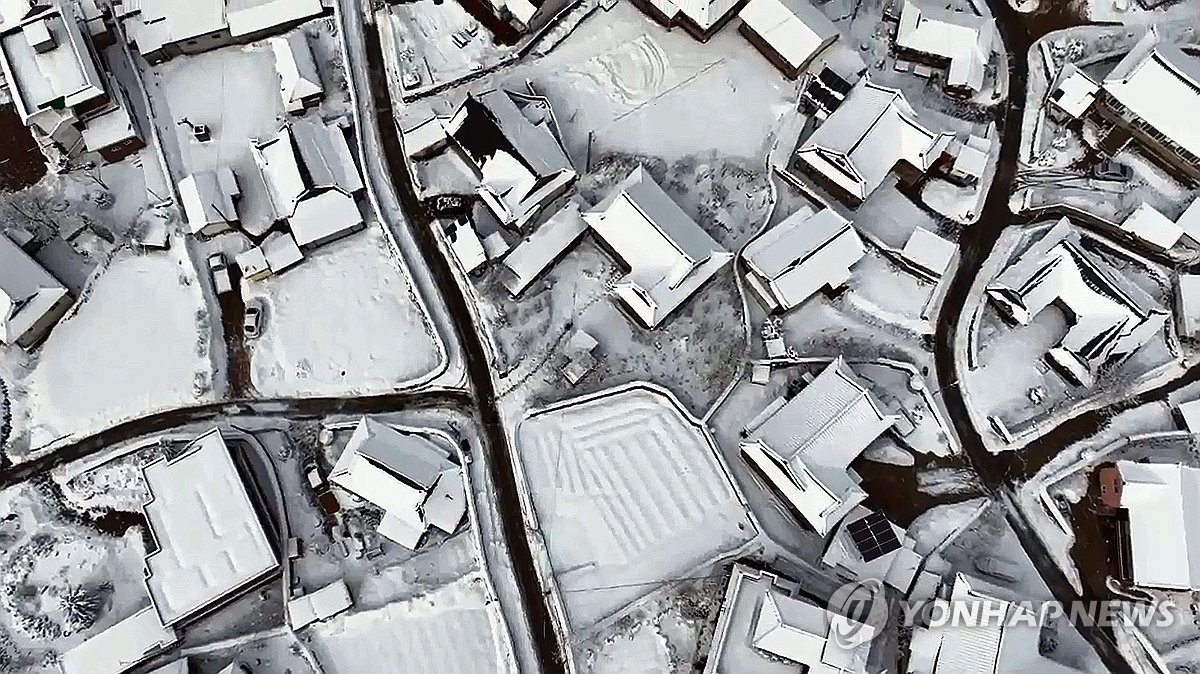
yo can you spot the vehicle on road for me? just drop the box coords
[208,253,233,295]
[244,304,263,338]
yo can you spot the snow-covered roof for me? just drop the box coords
[1101,30,1200,162]
[0,234,69,347]
[127,0,322,56]
[584,165,733,327]
[236,246,271,280]
[705,564,872,674]
[178,168,240,234]
[752,590,873,672]
[262,231,304,273]
[950,130,991,182]
[60,607,178,674]
[1119,203,1183,251]
[254,119,364,221]
[226,0,323,37]
[901,226,956,277]
[330,418,466,550]
[81,99,139,154]
[1177,398,1200,433]
[141,428,277,625]
[0,3,107,123]
[741,358,895,535]
[738,0,838,73]
[646,0,740,31]
[895,0,994,92]
[1048,64,1098,119]
[985,219,1167,387]
[446,89,576,228]
[743,206,864,311]
[270,32,322,113]
[287,578,353,629]
[1179,198,1200,244]
[445,218,487,273]
[797,78,952,202]
[1117,460,1200,590]
[500,201,588,295]
[1178,274,1200,338]
[288,188,363,249]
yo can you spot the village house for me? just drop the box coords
[584,165,734,328]
[893,0,995,95]
[740,358,897,535]
[743,205,865,313]
[738,0,838,79]
[0,234,73,350]
[270,31,323,114]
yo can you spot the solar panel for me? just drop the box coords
[846,512,902,562]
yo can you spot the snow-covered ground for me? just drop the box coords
[513,384,755,633]
[245,223,444,397]
[0,481,150,673]
[13,243,217,455]
[378,1,518,95]
[310,571,517,674]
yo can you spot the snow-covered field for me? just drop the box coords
[15,244,216,454]
[0,481,150,673]
[514,384,755,632]
[246,224,444,397]
[310,571,516,674]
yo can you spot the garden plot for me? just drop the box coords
[151,42,287,233]
[246,224,444,397]
[514,384,755,631]
[15,245,216,455]
[311,572,517,674]
[0,482,149,674]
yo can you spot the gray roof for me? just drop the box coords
[464,89,573,177]
[1102,30,1200,160]
[0,234,69,345]
[333,417,454,492]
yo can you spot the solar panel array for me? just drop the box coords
[846,511,902,562]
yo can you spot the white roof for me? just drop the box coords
[446,218,487,273]
[0,4,107,123]
[797,79,952,202]
[985,219,1167,387]
[584,166,733,326]
[446,89,576,228]
[744,206,864,310]
[287,578,353,629]
[901,226,956,277]
[950,133,990,180]
[128,0,226,55]
[255,119,363,221]
[289,189,363,248]
[1118,461,1200,590]
[1102,30,1200,160]
[500,201,588,295]
[752,591,872,672]
[1120,202,1183,251]
[262,231,304,272]
[1049,64,1099,119]
[141,429,277,625]
[1177,398,1200,433]
[236,246,271,279]
[741,358,894,534]
[1178,198,1200,244]
[226,0,323,37]
[738,0,838,72]
[59,607,178,674]
[330,418,466,549]
[0,234,69,346]
[896,0,994,92]
[82,101,139,153]
[270,32,322,112]
[178,169,239,234]
[1178,274,1200,337]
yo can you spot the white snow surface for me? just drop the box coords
[514,384,755,631]
[311,572,517,674]
[247,224,444,397]
[21,246,215,451]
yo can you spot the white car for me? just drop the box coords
[243,305,263,338]
[208,253,233,295]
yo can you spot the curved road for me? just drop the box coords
[931,3,1158,673]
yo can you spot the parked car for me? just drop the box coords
[243,304,263,338]
[208,253,233,294]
